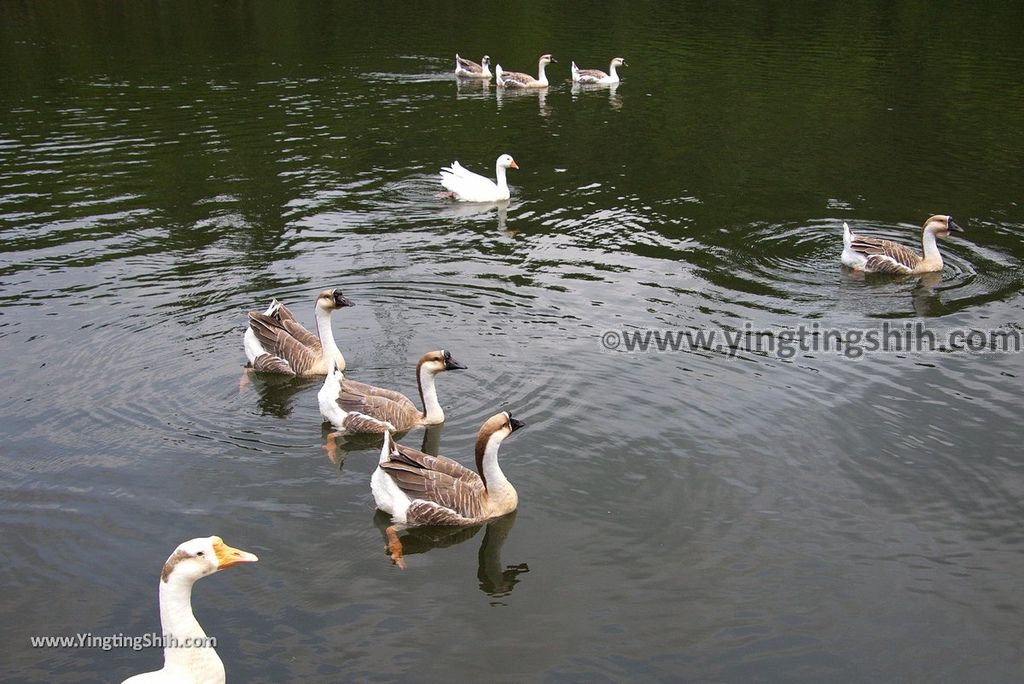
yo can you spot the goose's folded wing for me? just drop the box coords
[381,445,485,518]
[500,71,535,86]
[440,169,497,197]
[576,69,608,81]
[456,56,479,70]
[248,312,321,375]
[251,353,296,376]
[849,237,920,273]
[339,391,415,431]
[342,379,417,413]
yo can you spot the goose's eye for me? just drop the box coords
[196,551,205,557]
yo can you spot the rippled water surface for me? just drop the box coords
[2,2,1023,682]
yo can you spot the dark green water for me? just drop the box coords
[2,1,1023,682]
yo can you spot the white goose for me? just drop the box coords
[572,57,627,84]
[243,289,352,376]
[122,536,258,684]
[455,54,491,79]
[841,215,963,274]
[495,54,556,88]
[439,154,518,202]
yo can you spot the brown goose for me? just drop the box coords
[841,215,963,274]
[371,411,526,531]
[318,350,466,434]
[495,54,556,88]
[243,289,353,376]
[571,57,626,84]
[455,54,492,79]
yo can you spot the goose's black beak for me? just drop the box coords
[332,290,354,307]
[948,219,964,233]
[509,416,526,432]
[445,356,467,371]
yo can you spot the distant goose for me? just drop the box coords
[439,154,519,202]
[841,215,963,274]
[121,536,258,684]
[318,350,467,435]
[495,54,556,88]
[571,57,627,84]
[372,411,526,533]
[455,54,492,79]
[243,289,352,376]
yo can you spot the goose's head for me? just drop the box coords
[539,54,556,66]
[418,349,468,377]
[475,411,526,455]
[924,214,963,239]
[497,153,519,171]
[611,57,627,68]
[160,536,258,585]
[481,55,491,69]
[316,288,354,312]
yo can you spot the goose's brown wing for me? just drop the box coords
[248,311,321,375]
[500,70,536,86]
[576,68,608,81]
[342,379,418,413]
[271,303,321,350]
[338,390,418,433]
[849,237,921,274]
[457,56,481,72]
[380,444,486,522]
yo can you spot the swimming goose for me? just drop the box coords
[495,54,556,88]
[841,215,963,274]
[122,536,258,684]
[319,350,467,435]
[243,289,353,376]
[372,411,525,567]
[571,57,627,84]
[439,154,518,202]
[455,54,491,79]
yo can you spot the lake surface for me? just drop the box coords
[2,2,1023,682]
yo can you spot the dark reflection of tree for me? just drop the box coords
[372,510,528,598]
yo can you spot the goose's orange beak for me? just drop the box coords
[212,536,259,569]
[510,159,519,170]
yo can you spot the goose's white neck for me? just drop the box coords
[536,60,549,86]
[921,228,942,266]
[477,434,516,510]
[157,575,224,678]
[314,305,341,364]
[608,62,620,82]
[417,365,445,424]
[494,163,509,195]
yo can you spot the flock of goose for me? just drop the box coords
[119,51,968,683]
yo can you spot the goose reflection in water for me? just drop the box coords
[455,77,491,99]
[373,510,529,597]
[841,268,948,317]
[240,373,320,419]
[571,81,622,110]
[324,423,445,466]
[441,199,509,233]
[495,85,549,117]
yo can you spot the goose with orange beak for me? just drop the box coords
[122,536,258,684]
[439,154,519,202]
